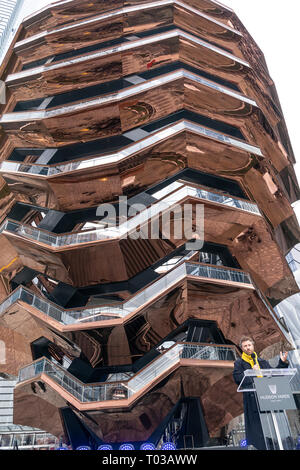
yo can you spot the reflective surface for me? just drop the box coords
[17,342,238,405]
[0,0,299,449]
[0,120,262,176]
[0,180,297,298]
[7,28,247,96]
[0,430,58,450]
[1,71,256,149]
[0,261,252,327]
[15,1,244,64]
[0,183,261,248]
[22,0,234,40]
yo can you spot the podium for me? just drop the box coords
[237,368,297,450]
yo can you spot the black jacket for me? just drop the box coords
[233,356,288,388]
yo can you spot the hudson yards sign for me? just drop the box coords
[254,377,297,412]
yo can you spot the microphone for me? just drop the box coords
[251,353,262,376]
[251,353,257,365]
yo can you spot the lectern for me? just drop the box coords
[237,368,297,450]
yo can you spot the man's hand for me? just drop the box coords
[252,364,260,370]
[280,351,288,362]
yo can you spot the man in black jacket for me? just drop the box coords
[233,335,289,450]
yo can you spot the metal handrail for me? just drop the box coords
[15,1,242,53]
[17,342,237,403]
[0,118,261,177]
[0,184,260,249]
[0,261,252,326]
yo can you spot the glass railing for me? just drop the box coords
[0,119,262,177]
[14,65,255,112]
[0,262,252,326]
[185,263,251,284]
[22,0,235,34]
[15,0,242,50]
[2,67,254,124]
[21,15,240,73]
[0,184,260,248]
[8,24,248,86]
[17,342,237,403]
[0,431,59,450]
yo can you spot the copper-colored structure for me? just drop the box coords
[0,0,299,449]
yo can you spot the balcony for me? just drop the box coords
[0,179,297,299]
[1,69,258,148]
[12,61,247,112]
[21,0,235,39]
[0,261,253,331]
[0,119,261,179]
[1,70,289,200]
[15,1,244,66]
[0,183,261,245]
[0,116,296,245]
[16,342,238,409]
[0,180,263,281]
[13,340,246,441]
[8,28,247,101]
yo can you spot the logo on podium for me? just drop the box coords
[254,377,296,412]
[269,384,277,394]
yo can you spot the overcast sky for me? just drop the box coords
[223,0,300,215]
[20,0,300,210]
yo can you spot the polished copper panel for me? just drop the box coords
[5,31,279,133]
[0,305,79,375]
[21,0,234,39]
[0,234,22,281]
[1,102,121,147]
[15,2,243,65]
[2,277,290,366]
[14,363,241,441]
[1,1,293,174]
[4,38,288,184]
[2,72,254,145]
[1,70,290,184]
[5,32,246,101]
[22,1,124,38]
[3,16,281,149]
[0,0,298,446]
[0,125,297,243]
[0,196,298,302]
[14,383,66,438]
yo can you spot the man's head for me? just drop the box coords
[239,336,255,355]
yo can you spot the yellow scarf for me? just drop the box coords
[242,351,262,377]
